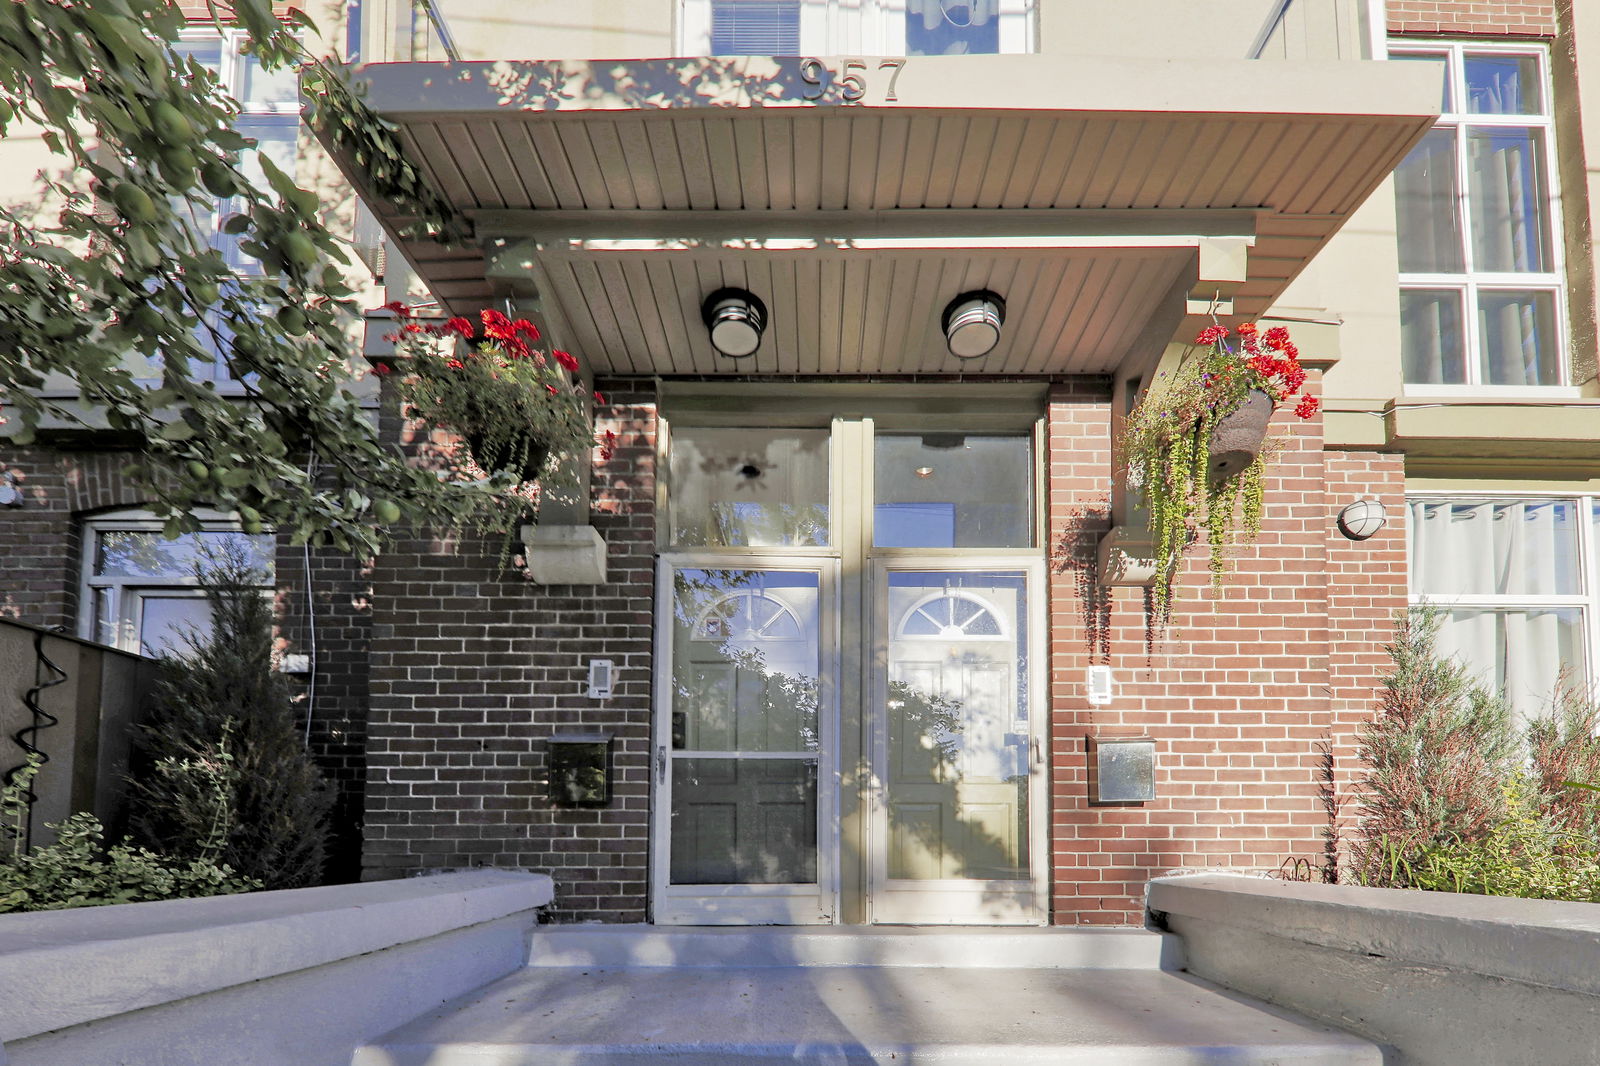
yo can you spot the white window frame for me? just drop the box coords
[680,0,1036,57]
[78,509,274,655]
[1406,491,1599,714]
[161,29,304,389]
[1390,41,1573,396]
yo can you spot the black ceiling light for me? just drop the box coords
[941,290,1006,359]
[702,288,768,358]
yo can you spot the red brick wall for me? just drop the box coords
[0,443,373,881]
[1322,451,1408,870]
[1387,0,1556,37]
[1045,371,1399,924]
[360,379,657,922]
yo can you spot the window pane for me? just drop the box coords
[1468,128,1551,273]
[670,758,817,884]
[1392,52,1452,112]
[172,39,223,79]
[239,53,301,107]
[670,569,821,753]
[1437,607,1582,725]
[874,435,1031,548]
[136,595,215,658]
[1400,288,1466,384]
[1395,129,1464,273]
[1478,289,1559,386]
[1465,53,1542,115]
[95,530,276,579]
[710,0,800,54]
[1409,498,1579,596]
[885,570,1029,881]
[668,428,829,547]
[906,0,999,55]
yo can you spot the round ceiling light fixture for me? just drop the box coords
[702,288,768,358]
[941,290,1006,359]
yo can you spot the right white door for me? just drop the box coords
[868,562,1047,924]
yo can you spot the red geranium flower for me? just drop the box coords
[553,349,579,372]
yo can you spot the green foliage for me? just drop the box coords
[0,0,559,556]
[126,550,332,889]
[1362,777,1600,903]
[1346,607,1600,901]
[1,755,259,913]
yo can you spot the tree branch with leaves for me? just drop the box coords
[0,0,553,556]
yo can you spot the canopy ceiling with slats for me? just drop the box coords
[325,53,1441,377]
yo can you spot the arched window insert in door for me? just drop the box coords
[896,592,1005,639]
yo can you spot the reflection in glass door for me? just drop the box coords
[652,564,836,924]
[869,564,1046,924]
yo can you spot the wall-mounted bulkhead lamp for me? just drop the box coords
[941,290,1006,359]
[702,288,767,358]
[1336,498,1389,541]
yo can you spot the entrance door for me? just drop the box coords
[651,562,837,924]
[651,412,1045,925]
[868,564,1047,924]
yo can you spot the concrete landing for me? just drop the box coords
[353,928,1382,1065]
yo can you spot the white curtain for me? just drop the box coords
[1411,498,1583,721]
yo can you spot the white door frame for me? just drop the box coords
[649,554,842,925]
[864,554,1050,925]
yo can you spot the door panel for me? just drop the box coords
[870,565,1045,924]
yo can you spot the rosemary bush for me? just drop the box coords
[1346,607,1600,901]
[125,552,332,889]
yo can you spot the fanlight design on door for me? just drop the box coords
[693,590,805,645]
[897,593,1005,640]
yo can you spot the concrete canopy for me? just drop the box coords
[323,53,1441,376]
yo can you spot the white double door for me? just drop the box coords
[651,556,1047,925]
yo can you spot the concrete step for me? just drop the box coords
[354,932,1383,1066]
[525,923,1184,970]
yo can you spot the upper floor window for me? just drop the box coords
[79,511,275,657]
[683,0,1035,57]
[159,30,301,384]
[173,30,301,276]
[1390,43,1567,389]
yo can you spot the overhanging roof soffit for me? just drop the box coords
[323,54,1442,376]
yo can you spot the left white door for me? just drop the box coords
[651,560,837,924]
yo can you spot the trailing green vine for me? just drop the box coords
[1119,323,1317,619]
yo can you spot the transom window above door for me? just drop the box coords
[681,0,1036,57]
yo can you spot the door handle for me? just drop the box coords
[656,745,667,786]
[1031,736,1044,768]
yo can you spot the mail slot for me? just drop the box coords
[1088,735,1156,804]
[548,732,612,807]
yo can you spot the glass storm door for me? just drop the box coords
[654,416,1043,925]
[651,562,836,924]
[868,563,1046,923]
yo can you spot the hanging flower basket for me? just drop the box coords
[376,305,599,485]
[1118,322,1320,618]
[1206,387,1276,481]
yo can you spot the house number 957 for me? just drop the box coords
[800,57,906,103]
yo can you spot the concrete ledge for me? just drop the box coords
[1150,873,1600,1065]
[0,869,552,1065]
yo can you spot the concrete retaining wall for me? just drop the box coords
[1148,873,1600,1065]
[0,869,553,1066]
